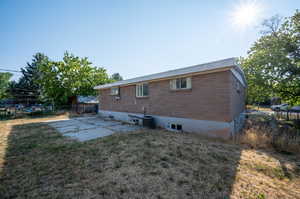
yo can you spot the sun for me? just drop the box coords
[231,0,263,28]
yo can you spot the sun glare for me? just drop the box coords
[231,0,263,29]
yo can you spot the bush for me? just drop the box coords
[237,114,300,154]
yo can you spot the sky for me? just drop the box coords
[0,0,299,80]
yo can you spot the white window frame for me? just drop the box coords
[170,77,192,90]
[136,83,149,97]
[110,87,119,95]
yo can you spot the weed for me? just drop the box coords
[237,114,300,154]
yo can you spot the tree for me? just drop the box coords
[0,72,12,99]
[9,53,50,104]
[111,73,123,81]
[242,10,300,105]
[37,52,111,105]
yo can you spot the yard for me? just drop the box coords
[0,115,299,199]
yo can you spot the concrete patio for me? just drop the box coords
[45,116,141,141]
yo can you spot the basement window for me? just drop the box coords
[170,77,192,90]
[136,83,149,97]
[171,124,176,129]
[170,123,183,131]
[176,124,182,131]
[111,87,119,95]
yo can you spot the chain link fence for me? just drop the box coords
[0,103,98,120]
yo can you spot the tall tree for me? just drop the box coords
[111,73,123,81]
[0,72,12,99]
[242,11,300,105]
[9,53,50,104]
[37,52,111,105]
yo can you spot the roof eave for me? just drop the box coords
[94,57,239,90]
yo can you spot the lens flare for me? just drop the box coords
[231,0,263,29]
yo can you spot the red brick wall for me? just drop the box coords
[99,70,244,122]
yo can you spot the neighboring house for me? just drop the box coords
[94,58,246,138]
[71,96,99,113]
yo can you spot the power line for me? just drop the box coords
[0,67,40,92]
[9,88,39,92]
[11,95,40,97]
[0,68,22,73]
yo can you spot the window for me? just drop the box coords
[136,83,149,97]
[176,124,182,130]
[170,123,183,131]
[170,77,192,90]
[110,87,119,95]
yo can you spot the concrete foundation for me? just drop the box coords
[98,110,245,139]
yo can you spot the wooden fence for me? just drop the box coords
[71,104,98,114]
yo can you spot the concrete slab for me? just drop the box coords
[64,127,114,142]
[55,125,80,134]
[45,116,141,141]
[73,116,98,121]
[107,124,141,133]
[87,120,122,127]
[48,120,79,128]
[75,123,98,130]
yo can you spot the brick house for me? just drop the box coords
[94,58,246,138]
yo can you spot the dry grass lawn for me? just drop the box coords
[0,115,299,199]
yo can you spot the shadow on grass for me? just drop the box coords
[0,120,246,198]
